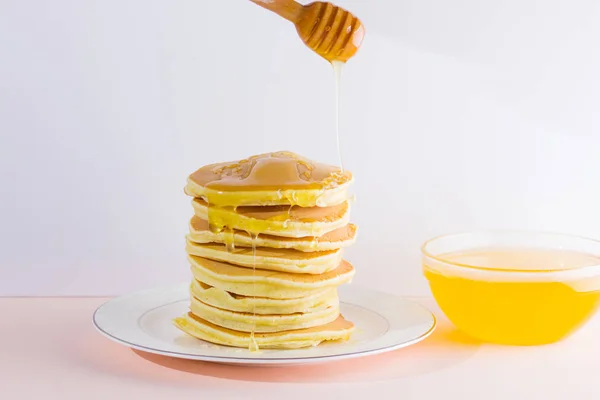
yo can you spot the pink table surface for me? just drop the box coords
[0,296,599,400]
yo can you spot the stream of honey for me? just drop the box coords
[332,60,344,172]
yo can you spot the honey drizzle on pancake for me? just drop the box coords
[188,152,350,208]
[285,204,294,229]
[249,232,259,351]
[208,205,236,252]
[208,199,260,350]
[224,227,235,252]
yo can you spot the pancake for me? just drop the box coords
[185,151,352,207]
[189,295,340,333]
[185,239,342,275]
[189,255,355,299]
[188,216,357,252]
[190,280,339,314]
[174,312,355,349]
[192,198,350,238]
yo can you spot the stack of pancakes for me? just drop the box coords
[174,151,357,349]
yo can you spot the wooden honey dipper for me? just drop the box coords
[250,0,365,63]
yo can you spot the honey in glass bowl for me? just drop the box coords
[422,232,600,345]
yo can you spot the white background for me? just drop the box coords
[2,0,600,296]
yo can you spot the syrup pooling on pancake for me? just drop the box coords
[250,233,258,351]
[192,151,351,193]
[185,151,353,207]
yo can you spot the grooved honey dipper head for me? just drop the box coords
[295,2,365,63]
[250,0,364,63]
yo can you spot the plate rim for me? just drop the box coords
[92,285,436,365]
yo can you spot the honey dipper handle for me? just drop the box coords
[249,0,303,23]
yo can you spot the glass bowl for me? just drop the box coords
[422,231,600,345]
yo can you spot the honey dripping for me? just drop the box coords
[249,232,259,352]
[206,201,223,234]
[208,199,259,351]
[332,60,344,172]
[223,227,235,252]
[207,202,237,251]
[285,204,294,229]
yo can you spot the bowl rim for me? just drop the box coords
[421,230,600,273]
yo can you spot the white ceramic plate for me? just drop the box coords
[93,284,436,366]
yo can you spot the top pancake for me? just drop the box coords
[185,151,352,207]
